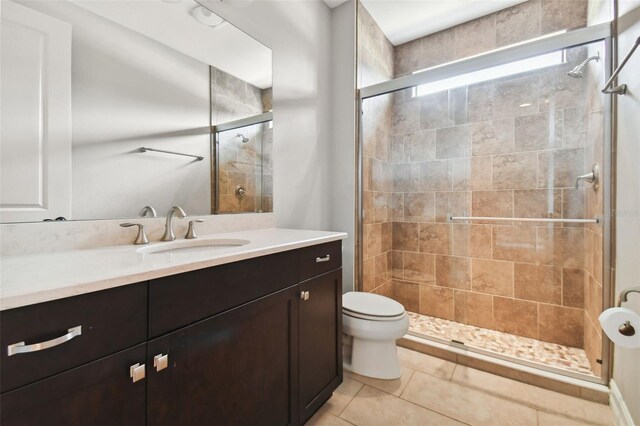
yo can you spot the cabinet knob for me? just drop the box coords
[154,353,169,372]
[299,291,310,301]
[130,363,146,383]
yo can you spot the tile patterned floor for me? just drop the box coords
[308,347,613,426]
[407,311,595,376]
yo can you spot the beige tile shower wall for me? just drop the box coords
[389,1,602,352]
[394,0,589,77]
[211,67,272,214]
[359,5,395,295]
[388,47,600,350]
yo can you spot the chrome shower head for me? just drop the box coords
[237,133,249,143]
[567,68,584,78]
[567,52,600,78]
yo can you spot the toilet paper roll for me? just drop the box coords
[598,307,640,348]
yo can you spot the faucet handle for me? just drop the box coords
[120,223,149,245]
[575,163,600,190]
[185,219,204,240]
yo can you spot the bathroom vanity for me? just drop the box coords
[0,229,345,425]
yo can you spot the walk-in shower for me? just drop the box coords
[357,22,613,386]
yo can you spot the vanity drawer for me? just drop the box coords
[298,241,342,282]
[148,250,299,338]
[0,283,147,393]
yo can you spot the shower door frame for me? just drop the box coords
[355,22,615,386]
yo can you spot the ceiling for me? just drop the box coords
[323,0,349,8]
[72,0,272,88]
[327,0,528,46]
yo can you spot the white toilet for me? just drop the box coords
[342,292,409,380]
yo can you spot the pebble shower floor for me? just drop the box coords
[407,312,595,376]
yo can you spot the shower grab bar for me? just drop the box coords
[602,35,640,95]
[449,216,599,224]
[139,147,204,161]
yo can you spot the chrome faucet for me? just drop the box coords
[139,205,157,218]
[161,206,187,241]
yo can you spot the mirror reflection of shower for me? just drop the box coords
[567,52,600,78]
[214,113,273,215]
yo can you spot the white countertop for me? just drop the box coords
[0,228,347,311]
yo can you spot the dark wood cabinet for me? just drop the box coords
[0,283,147,393]
[298,241,342,282]
[1,241,343,426]
[0,344,147,426]
[299,269,343,424]
[148,251,299,338]
[147,285,300,426]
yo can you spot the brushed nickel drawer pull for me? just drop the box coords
[130,363,146,383]
[7,326,82,356]
[154,353,169,372]
[316,255,331,263]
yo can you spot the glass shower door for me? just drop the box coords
[360,39,607,381]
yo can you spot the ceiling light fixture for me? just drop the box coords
[190,6,225,28]
[413,50,566,97]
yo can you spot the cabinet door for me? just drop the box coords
[0,344,146,426]
[147,285,299,426]
[299,269,342,424]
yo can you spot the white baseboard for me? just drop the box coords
[610,380,636,426]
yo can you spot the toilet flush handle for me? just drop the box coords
[299,291,310,301]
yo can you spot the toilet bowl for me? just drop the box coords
[342,292,409,380]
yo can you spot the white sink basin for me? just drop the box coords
[137,238,250,255]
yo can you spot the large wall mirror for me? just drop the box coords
[0,0,273,223]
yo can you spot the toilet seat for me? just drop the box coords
[342,292,406,321]
[343,309,406,321]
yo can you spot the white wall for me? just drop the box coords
[2,0,342,257]
[329,1,357,292]
[613,0,640,424]
[17,1,212,220]
[198,0,334,231]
